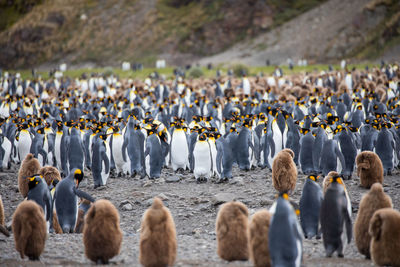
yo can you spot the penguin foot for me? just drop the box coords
[117,172,122,178]
[316,234,321,240]
[338,253,344,258]
[29,256,40,261]
[387,169,392,176]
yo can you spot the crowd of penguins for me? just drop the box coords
[1,63,400,266]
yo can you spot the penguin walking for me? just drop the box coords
[269,193,303,267]
[299,174,323,239]
[54,168,95,233]
[27,175,53,233]
[193,132,212,182]
[92,134,110,188]
[320,175,352,257]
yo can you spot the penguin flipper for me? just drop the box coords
[343,204,352,244]
[121,139,128,162]
[74,188,95,203]
[335,142,346,173]
[101,151,110,174]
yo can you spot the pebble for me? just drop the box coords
[122,203,133,211]
[157,193,169,201]
[165,176,181,183]
[212,193,236,205]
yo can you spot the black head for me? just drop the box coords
[73,169,84,187]
[27,175,42,190]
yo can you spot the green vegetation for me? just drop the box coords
[0,0,43,31]
[188,67,204,78]
[6,63,380,80]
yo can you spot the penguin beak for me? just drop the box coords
[75,179,79,188]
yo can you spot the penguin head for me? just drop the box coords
[307,174,319,182]
[73,169,84,187]
[27,175,42,190]
[198,133,207,142]
[330,174,344,185]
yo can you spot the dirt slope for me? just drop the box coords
[199,0,400,66]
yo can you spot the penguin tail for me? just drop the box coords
[152,197,164,209]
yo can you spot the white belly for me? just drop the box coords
[18,133,31,162]
[171,131,189,170]
[55,134,62,170]
[193,142,211,179]
[1,137,11,169]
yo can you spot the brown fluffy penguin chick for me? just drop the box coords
[0,195,9,236]
[355,183,392,259]
[248,210,272,267]
[323,171,340,194]
[216,201,249,261]
[18,153,41,198]
[74,199,91,233]
[369,208,400,266]
[356,151,384,188]
[52,210,63,234]
[139,197,177,267]
[12,200,47,260]
[83,199,122,264]
[272,149,297,194]
[39,166,61,186]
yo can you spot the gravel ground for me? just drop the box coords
[1,163,399,266]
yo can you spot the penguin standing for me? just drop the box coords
[269,193,303,267]
[320,175,352,257]
[0,134,12,170]
[139,197,177,267]
[110,127,128,177]
[299,128,315,174]
[0,195,9,236]
[144,129,164,179]
[83,199,122,264]
[375,123,395,175]
[68,127,85,173]
[320,136,346,177]
[170,121,189,171]
[337,128,357,179]
[193,132,212,182]
[299,174,323,239]
[18,153,41,198]
[12,200,47,260]
[248,209,272,267]
[369,208,400,267]
[92,134,110,188]
[54,168,95,233]
[17,124,32,163]
[356,151,384,188]
[27,175,53,233]
[354,183,392,259]
[236,121,256,171]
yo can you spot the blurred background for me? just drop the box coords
[0,0,399,70]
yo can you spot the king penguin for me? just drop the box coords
[320,175,352,257]
[92,133,110,188]
[144,128,163,179]
[299,174,323,239]
[27,175,53,233]
[193,132,212,182]
[54,168,95,233]
[269,192,303,267]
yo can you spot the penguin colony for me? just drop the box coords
[1,63,400,265]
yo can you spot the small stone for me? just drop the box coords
[212,193,236,205]
[192,228,202,238]
[157,193,169,201]
[142,181,152,187]
[260,199,273,206]
[122,203,133,211]
[165,176,180,183]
